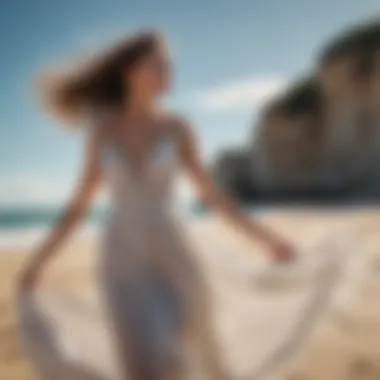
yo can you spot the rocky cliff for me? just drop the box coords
[213,18,380,204]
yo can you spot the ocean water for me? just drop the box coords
[0,203,204,249]
[0,206,106,230]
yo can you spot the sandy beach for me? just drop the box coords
[2,208,380,380]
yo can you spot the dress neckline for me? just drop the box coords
[109,134,173,181]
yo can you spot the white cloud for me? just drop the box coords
[0,174,70,207]
[194,76,287,111]
[0,174,108,208]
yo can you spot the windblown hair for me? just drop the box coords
[38,30,163,125]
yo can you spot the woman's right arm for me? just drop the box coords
[18,125,103,293]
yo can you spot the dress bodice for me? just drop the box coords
[101,133,178,215]
[97,127,185,273]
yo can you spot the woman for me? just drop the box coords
[19,30,295,380]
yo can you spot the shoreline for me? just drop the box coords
[2,204,380,251]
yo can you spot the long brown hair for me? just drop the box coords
[38,29,163,126]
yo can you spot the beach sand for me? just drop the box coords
[2,208,380,380]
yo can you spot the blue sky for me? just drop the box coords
[0,0,379,206]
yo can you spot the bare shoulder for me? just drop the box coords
[160,111,193,141]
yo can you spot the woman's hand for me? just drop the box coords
[268,239,297,264]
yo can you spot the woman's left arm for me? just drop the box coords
[176,118,296,262]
